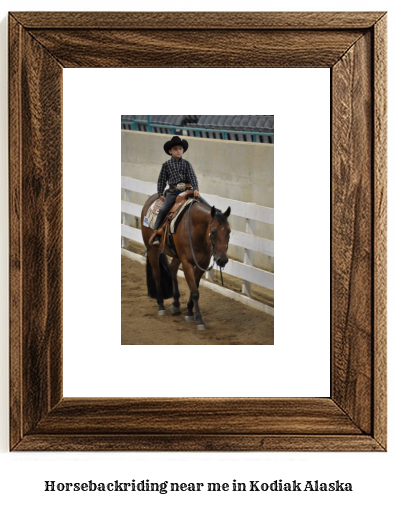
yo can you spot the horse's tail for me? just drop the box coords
[146,250,173,300]
[145,254,157,299]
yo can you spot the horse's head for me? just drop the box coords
[210,206,231,267]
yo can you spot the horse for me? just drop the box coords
[141,194,231,330]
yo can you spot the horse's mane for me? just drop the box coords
[194,201,229,224]
[215,211,228,224]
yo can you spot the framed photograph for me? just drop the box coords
[9,11,386,451]
[120,114,275,345]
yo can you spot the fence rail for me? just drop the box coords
[121,177,274,303]
[121,176,274,224]
[121,201,274,257]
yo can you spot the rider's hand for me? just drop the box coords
[160,195,165,201]
[194,190,201,199]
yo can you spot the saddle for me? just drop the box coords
[147,190,195,248]
[169,189,195,215]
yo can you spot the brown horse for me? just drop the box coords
[141,194,231,330]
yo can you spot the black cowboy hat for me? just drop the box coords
[163,136,189,155]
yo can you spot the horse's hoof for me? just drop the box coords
[196,324,206,331]
[158,309,167,316]
[171,304,181,315]
[185,315,195,323]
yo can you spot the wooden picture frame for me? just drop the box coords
[9,11,387,451]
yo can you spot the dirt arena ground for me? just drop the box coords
[121,254,274,345]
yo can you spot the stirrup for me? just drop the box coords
[149,228,164,246]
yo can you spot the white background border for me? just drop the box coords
[63,68,330,397]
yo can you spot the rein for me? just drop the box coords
[187,200,215,273]
[187,200,226,286]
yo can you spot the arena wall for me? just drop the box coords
[121,130,274,272]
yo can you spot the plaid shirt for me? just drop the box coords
[157,157,199,196]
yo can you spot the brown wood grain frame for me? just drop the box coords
[9,11,387,451]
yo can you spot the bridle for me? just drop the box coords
[187,200,228,285]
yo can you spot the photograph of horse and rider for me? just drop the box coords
[121,115,274,345]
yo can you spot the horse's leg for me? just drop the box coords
[184,264,195,323]
[148,248,167,315]
[194,266,205,291]
[185,268,206,324]
[185,295,195,322]
[186,266,205,300]
[169,257,181,315]
[182,260,205,330]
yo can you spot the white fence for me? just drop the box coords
[121,176,274,314]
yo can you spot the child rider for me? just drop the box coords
[150,135,209,245]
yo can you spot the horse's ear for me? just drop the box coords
[211,206,216,218]
[223,206,231,218]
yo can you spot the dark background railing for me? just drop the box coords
[121,115,274,143]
